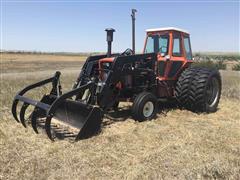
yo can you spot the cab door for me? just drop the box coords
[164,32,185,79]
[157,34,170,77]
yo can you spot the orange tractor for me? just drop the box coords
[12,10,221,141]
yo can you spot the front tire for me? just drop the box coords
[132,92,158,121]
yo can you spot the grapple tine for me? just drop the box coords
[45,115,54,141]
[12,99,20,122]
[19,103,30,128]
[11,75,102,141]
[31,109,40,134]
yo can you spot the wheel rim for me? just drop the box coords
[143,101,154,118]
[206,77,219,107]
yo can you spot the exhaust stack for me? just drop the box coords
[131,9,137,54]
[105,28,115,57]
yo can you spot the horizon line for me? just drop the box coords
[1,49,240,55]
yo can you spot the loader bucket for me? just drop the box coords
[45,99,102,141]
[12,72,103,141]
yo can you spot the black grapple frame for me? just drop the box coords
[12,53,157,141]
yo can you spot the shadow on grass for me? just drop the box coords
[16,100,179,141]
[102,99,179,127]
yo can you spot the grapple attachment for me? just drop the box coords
[11,71,102,141]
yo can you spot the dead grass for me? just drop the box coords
[0,54,240,179]
[1,53,87,62]
[0,53,86,73]
[220,70,240,99]
[1,98,239,179]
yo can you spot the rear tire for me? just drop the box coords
[132,92,158,122]
[175,67,221,113]
[175,67,198,109]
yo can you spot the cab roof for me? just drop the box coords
[146,27,189,34]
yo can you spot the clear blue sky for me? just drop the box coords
[1,1,239,53]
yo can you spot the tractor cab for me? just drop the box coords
[144,27,193,80]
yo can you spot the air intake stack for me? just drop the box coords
[131,9,137,54]
[105,28,115,57]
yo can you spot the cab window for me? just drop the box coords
[159,35,169,56]
[184,36,192,60]
[172,34,182,57]
[145,34,169,54]
[145,35,156,53]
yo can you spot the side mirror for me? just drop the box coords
[160,53,165,57]
[165,55,170,61]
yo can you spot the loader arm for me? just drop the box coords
[97,53,157,109]
[73,53,120,90]
[73,54,108,89]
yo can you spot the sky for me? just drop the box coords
[1,0,239,53]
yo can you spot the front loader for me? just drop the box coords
[12,10,221,141]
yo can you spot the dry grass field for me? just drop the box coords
[1,53,86,73]
[0,53,240,179]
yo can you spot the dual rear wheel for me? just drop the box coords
[175,67,221,112]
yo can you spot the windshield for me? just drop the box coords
[144,34,169,55]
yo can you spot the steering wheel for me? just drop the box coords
[121,48,134,56]
[159,46,167,53]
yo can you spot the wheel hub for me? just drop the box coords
[206,77,219,107]
[143,101,154,118]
